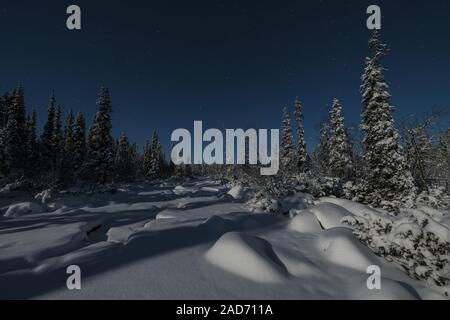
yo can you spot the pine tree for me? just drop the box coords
[280,107,295,171]
[360,31,416,212]
[293,97,308,171]
[73,112,86,180]
[328,98,353,179]
[84,87,114,184]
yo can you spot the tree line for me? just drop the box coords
[0,87,168,188]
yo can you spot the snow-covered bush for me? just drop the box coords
[35,189,52,204]
[247,191,280,213]
[302,175,342,198]
[0,178,34,194]
[416,187,450,210]
[342,209,450,286]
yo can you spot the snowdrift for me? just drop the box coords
[205,232,288,283]
[4,202,45,218]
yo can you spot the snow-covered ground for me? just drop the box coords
[0,178,448,300]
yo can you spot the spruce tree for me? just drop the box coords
[316,121,331,176]
[62,111,75,182]
[360,31,416,212]
[129,142,140,179]
[4,86,27,177]
[53,104,64,180]
[41,93,57,174]
[149,130,162,178]
[293,97,308,171]
[280,107,295,171]
[405,126,433,192]
[73,112,86,180]
[114,132,133,181]
[328,98,353,179]
[84,87,114,184]
[0,94,9,129]
[142,140,153,178]
[24,109,38,178]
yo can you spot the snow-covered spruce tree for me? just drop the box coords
[142,139,153,178]
[315,121,331,176]
[360,31,416,213]
[53,105,64,181]
[149,130,162,178]
[129,142,140,179]
[293,97,308,171]
[264,107,296,196]
[24,109,38,179]
[0,94,10,179]
[61,111,75,183]
[280,107,295,171]
[83,87,114,185]
[405,126,433,192]
[328,98,353,179]
[40,93,57,175]
[0,93,9,129]
[73,112,86,180]
[114,132,134,182]
[4,86,27,178]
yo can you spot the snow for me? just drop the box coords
[0,179,448,300]
[226,184,246,200]
[4,202,46,218]
[205,232,288,283]
[317,228,382,272]
[288,210,323,233]
[308,202,353,229]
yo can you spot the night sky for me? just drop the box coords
[0,0,449,152]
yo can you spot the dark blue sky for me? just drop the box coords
[0,0,449,152]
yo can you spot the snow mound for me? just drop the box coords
[106,227,136,244]
[205,232,288,283]
[227,185,246,199]
[173,185,195,195]
[288,210,323,233]
[156,210,177,220]
[4,202,46,218]
[320,197,380,218]
[201,187,220,193]
[318,228,381,272]
[309,203,353,229]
